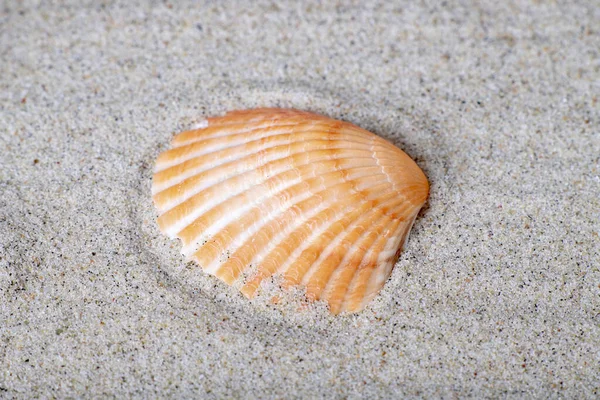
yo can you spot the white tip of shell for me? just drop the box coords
[190,119,209,130]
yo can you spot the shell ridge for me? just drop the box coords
[268,179,388,276]
[161,160,383,244]
[371,146,395,191]
[238,179,393,296]
[155,140,387,221]
[154,129,396,192]
[215,177,377,286]
[339,217,404,312]
[157,124,335,172]
[300,192,404,292]
[156,124,382,172]
[171,118,337,149]
[193,168,389,273]
[241,184,381,295]
[360,212,421,309]
[171,115,323,148]
[177,165,387,258]
[356,218,414,310]
[343,207,417,313]
[152,139,380,195]
[278,182,397,287]
[236,200,334,294]
[320,200,414,312]
[323,226,387,314]
[202,111,329,132]
[203,173,382,274]
[292,192,399,294]
[153,145,382,211]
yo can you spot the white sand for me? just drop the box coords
[1,1,599,397]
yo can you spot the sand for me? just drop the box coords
[1,1,599,398]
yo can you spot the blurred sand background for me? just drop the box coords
[1,1,599,397]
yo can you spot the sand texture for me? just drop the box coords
[1,1,599,398]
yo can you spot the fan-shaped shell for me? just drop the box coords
[152,108,428,314]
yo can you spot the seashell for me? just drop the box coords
[152,108,428,314]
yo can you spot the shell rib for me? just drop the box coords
[152,108,429,314]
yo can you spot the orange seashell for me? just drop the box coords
[152,108,428,314]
